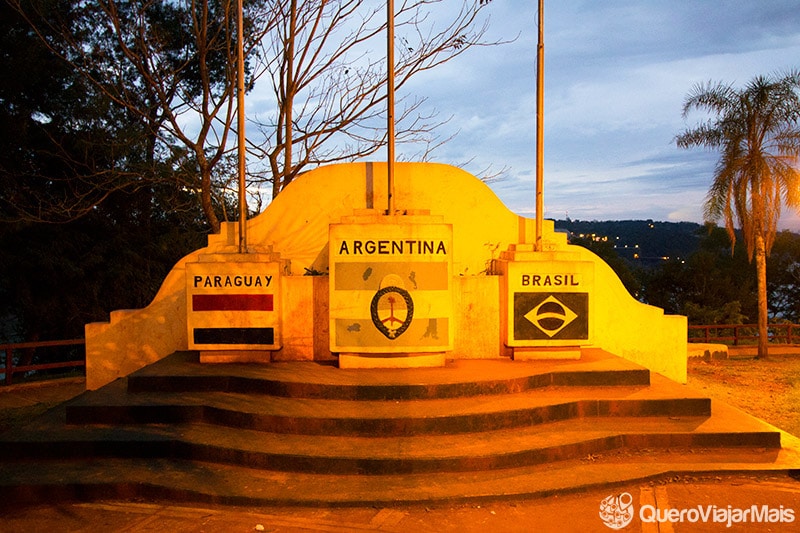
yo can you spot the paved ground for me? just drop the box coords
[0,376,85,409]
[0,376,85,433]
[1,378,800,532]
[2,474,799,532]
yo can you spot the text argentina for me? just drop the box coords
[338,239,447,255]
[193,275,273,288]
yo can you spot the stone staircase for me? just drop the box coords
[0,349,792,507]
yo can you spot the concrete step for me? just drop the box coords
[1,439,796,508]
[1,412,780,474]
[64,375,710,436]
[0,350,794,507]
[126,350,651,399]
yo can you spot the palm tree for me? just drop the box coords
[676,70,800,358]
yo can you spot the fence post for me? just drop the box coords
[4,347,12,386]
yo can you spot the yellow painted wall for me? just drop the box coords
[85,162,687,389]
[501,248,688,382]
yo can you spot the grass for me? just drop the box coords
[687,353,800,437]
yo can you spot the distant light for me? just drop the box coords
[31,111,52,124]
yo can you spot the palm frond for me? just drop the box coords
[681,80,736,118]
[682,71,800,259]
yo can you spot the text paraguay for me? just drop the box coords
[193,275,273,288]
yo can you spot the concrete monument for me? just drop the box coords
[85,162,686,389]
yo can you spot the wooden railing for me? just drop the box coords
[1,325,796,386]
[688,323,800,346]
[1,339,85,386]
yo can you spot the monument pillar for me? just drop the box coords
[329,209,453,368]
[186,249,288,363]
[496,244,594,360]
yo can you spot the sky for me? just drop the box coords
[398,0,800,229]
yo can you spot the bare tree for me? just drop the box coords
[11,0,500,225]
[10,0,278,232]
[251,0,501,199]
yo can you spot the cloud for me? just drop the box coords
[242,1,800,230]
[408,0,800,229]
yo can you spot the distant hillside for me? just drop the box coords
[553,219,705,267]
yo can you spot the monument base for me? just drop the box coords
[512,346,582,361]
[338,352,446,369]
[199,351,273,364]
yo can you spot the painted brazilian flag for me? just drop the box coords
[513,292,589,341]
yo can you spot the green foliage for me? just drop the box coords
[0,0,498,342]
[641,228,759,324]
[557,219,701,265]
[567,235,642,299]
[766,230,800,322]
[4,0,274,231]
[556,220,800,326]
[0,190,206,342]
[682,301,747,326]
[0,1,210,341]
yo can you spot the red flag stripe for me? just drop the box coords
[192,294,273,311]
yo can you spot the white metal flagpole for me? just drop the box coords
[535,0,544,251]
[387,0,396,215]
[237,0,247,252]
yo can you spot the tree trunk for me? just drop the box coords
[284,0,296,195]
[199,162,221,234]
[269,149,282,200]
[755,234,769,359]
